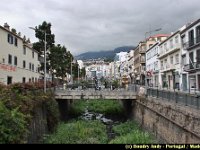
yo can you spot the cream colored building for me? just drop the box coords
[0,23,40,85]
[158,31,182,90]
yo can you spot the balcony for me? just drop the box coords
[161,64,175,72]
[183,62,200,72]
[140,56,145,63]
[158,44,181,59]
[183,35,200,50]
[139,47,146,54]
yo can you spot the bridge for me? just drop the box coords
[55,89,137,100]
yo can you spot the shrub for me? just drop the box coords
[0,102,28,144]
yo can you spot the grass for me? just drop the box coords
[69,99,125,117]
[87,100,125,115]
[68,100,87,117]
[43,120,108,144]
[109,120,155,144]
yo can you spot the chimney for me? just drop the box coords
[4,23,10,30]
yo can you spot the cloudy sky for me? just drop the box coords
[1,0,200,55]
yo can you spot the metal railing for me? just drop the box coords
[147,88,200,109]
[183,35,200,49]
[183,62,200,72]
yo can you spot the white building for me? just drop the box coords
[181,19,200,93]
[158,30,182,90]
[114,52,128,79]
[85,62,110,80]
[146,42,159,87]
[0,23,40,85]
[77,60,84,69]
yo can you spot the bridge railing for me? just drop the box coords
[147,88,200,110]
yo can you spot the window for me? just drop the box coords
[175,54,179,64]
[23,61,26,68]
[14,56,17,66]
[164,43,168,51]
[189,30,194,46]
[7,34,13,44]
[175,36,179,44]
[2,58,5,63]
[170,39,173,49]
[23,46,26,55]
[170,56,173,64]
[161,61,163,70]
[32,64,34,71]
[32,51,34,58]
[29,78,31,82]
[14,37,18,46]
[182,55,186,65]
[22,77,26,83]
[29,63,31,70]
[196,25,200,43]
[8,54,12,64]
[32,77,34,82]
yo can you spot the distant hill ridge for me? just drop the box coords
[75,46,135,60]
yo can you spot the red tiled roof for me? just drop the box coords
[150,34,170,38]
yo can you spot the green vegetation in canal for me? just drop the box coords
[69,99,125,117]
[44,120,108,144]
[0,83,59,143]
[87,100,125,116]
[68,100,86,116]
[109,120,154,144]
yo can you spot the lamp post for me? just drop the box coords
[29,27,47,93]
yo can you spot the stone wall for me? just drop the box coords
[132,96,200,143]
[27,104,48,143]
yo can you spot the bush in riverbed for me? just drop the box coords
[109,120,154,144]
[87,100,125,116]
[44,120,108,144]
[0,101,28,144]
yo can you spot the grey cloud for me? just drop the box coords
[1,0,200,55]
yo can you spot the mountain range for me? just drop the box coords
[75,46,135,60]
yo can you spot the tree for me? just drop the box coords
[49,44,73,82]
[32,21,55,72]
[72,62,79,80]
[80,67,86,79]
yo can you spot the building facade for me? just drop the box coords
[146,42,159,87]
[0,23,40,85]
[158,31,182,90]
[134,34,169,85]
[181,19,200,93]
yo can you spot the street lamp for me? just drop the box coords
[29,27,47,93]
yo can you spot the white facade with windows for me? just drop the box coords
[146,42,159,87]
[158,31,182,90]
[0,23,40,85]
[181,19,200,93]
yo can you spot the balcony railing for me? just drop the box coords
[183,35,200,50]
[139,48,146,54]
[184,62,200,72]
